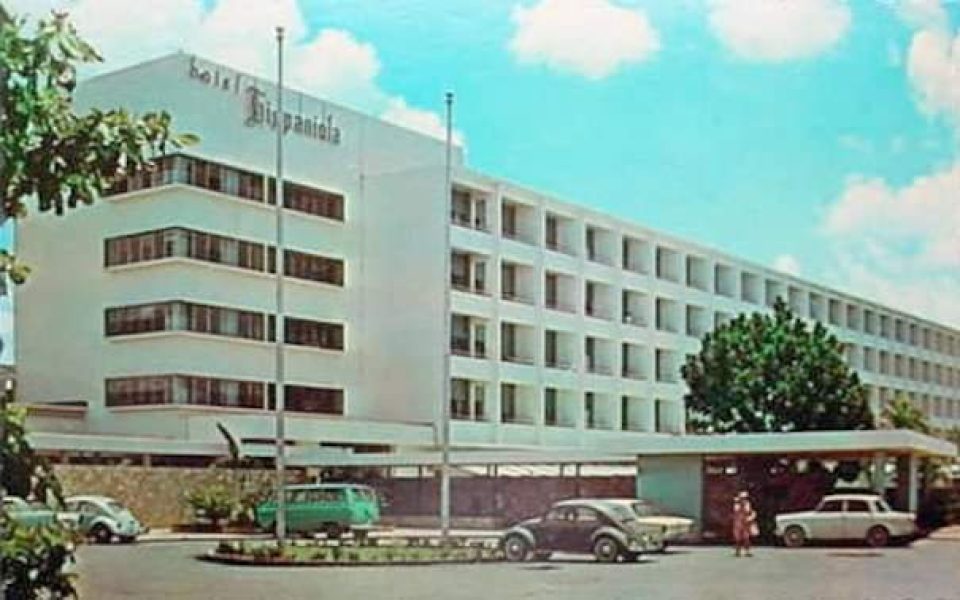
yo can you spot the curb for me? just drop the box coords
[138,534,271,544]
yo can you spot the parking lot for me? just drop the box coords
[76,537,960,600]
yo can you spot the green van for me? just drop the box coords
[254,483,380,537]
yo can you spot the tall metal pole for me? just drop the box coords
[273,25,287,549]
[439,91,454,540]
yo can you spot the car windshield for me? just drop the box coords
[630,501,658,517]
[106,501,127,513]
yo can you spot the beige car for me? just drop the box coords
[607,498,695,551]
[775,494,917,548]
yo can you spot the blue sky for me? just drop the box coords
[3,0,960,363]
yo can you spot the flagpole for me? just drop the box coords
[440,91,454,540]
[273,25,288,549]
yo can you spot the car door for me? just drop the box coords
[571,507,603,553]
[538,507,569,550]
[807,499,844,539]
[284,489,308,533]
[547,507,582,551]
[842,499,874,540]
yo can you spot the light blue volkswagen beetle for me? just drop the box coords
[65,495,147,544]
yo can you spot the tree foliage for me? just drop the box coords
[682,298,873,433]
[1,8,194,598]
[881,395,930,434]
[0,10,196,282]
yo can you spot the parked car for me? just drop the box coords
[775,493,917,548]
[606,498,695,550]
[64,495,146,544]
[501,498,663,563]
[2,496,79,529]
[254,483,380,538]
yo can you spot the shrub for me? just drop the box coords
[185,484,236,527]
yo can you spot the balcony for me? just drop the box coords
[622,289,650,327]
[451,250,489,296]
[501,261,536,305]
[545,213,579,256]
[451,314,488,359]
[450,187,489,232]
[501,322,536,365]
[451,378,487,422]
[502,198,538,245]
[585,225,617,267]
[585,336,614,376]
[622,236,652,274]
[584,281,615,321]
[501,382,538,425]
[544,329,577,371]
[545,271,578,313]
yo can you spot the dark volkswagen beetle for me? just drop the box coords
[501,499,662,563]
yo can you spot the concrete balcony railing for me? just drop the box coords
[502,353,536,366]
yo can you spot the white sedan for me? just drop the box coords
[606,498,695,551]
[775,494,917,548]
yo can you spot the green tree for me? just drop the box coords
[682,298,874,434]
[1,8,193,598]
[881,395,930,434]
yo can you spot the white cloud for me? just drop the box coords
[772,254,802,276]
[822,163,960,328]
[707,0,851,62]
[509,0,660,79]
[381,98,464,146]
[5,0,453,142]
[824,163,960,269]
[894,0,949,30]
[907,27,960,127]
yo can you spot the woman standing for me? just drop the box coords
[732,490,757,557]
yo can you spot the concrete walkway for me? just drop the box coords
[927,525,960,541]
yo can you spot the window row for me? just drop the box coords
[452,314,684,383]
[848,345,959,387]
[105,301,344,351]
[450,188,958,358]
[450,378,682,433]
[878,389,960,421]
[105,228,345,287]
[110,154,345,221]
[105,375,344,414]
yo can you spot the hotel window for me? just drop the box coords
[268,316,344,350]
[268,385,344,415]
[270,179,345,221]
[501,383,517,423]
[544,388,558,426]
[585,392,596,429]
[105,301,265,341]
[268,248,345,286]
[106,375,264,409]
[105,303,172,336]
[451,189,472,228]
[451,378,471,420]
[105,376,173,406]
[105,228,265,272]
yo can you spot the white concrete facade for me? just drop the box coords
[14,53,960,456]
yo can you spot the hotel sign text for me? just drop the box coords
[188,57,342,146]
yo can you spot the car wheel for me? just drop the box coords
[503,534,531,562]
[783,526,806,548]
[91,524,113,544]
[592,536,621,563]
[866,526,890,548]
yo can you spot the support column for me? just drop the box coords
[870,452,886,494]
[907,453,919,513]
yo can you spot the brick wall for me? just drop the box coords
[52,465,280,528]
[370,476,635,526]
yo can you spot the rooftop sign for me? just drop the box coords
[188,56,342,146]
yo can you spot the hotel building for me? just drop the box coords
[15,53,960,465]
